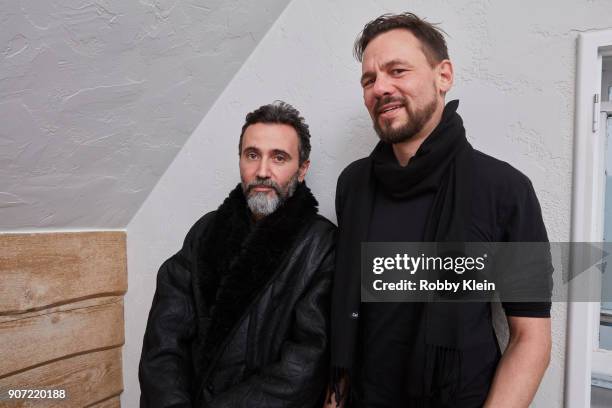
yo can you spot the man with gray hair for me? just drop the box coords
[139,101,335,407]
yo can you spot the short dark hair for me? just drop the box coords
[239,101,311,165]
[354,12,449,67]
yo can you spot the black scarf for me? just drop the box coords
[371,99,472,243]
[191,182,319,387]
[332,100,474,407]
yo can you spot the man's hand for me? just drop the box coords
[322,374,347,408]
[483,316,551,407]
[323,387,344,408]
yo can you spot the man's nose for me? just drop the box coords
[372,74,393,98]
[256,158,271,179]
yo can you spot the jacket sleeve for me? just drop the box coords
[498,178,552,318]
[139,215,212,408]
[208,242,335,408]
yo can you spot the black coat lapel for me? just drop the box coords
[331,158,375,369]
[351,163,375,278]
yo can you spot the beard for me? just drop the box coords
[241,172,300,218]
[373,90,438,144]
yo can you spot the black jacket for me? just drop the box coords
[330,140,552,406]
[139,184,336,407]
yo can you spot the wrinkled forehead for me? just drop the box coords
[241,123,300,156]
[361,29,429,72]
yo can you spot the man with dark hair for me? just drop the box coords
[239,101,312,167]
[139,101,335,407]
[329,13,552,407]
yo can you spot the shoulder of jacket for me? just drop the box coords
[297,214,337,251]
[181,210,217,254]
[472,149,533,192]
[338,157,370,185]
[308,214,337,235]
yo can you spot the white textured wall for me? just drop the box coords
[0,0,289,231]
[127,0,612,406]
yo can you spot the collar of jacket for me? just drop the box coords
[194,181,319,368]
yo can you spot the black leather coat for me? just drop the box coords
[139,185,336,408]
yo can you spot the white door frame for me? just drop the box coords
[566,29,612,407]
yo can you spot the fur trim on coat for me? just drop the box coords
[194,182,319,369]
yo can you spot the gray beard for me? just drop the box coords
[243,173,299,218]
[374,94,438,144]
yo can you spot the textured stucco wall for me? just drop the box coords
[127,0,612,406]
[0,0,290,231]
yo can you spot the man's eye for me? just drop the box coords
[362,79,374,88]
[247,152,258,160]
[274,155,286,162]
[391,69,406,75]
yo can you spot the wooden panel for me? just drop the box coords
[0,296,124,376]
[0,232,127,314]
[88,395,121,408]
[0,348,123,408]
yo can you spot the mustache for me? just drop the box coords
[245,178,282,195]
[374,95,407,116]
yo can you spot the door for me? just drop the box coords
[592,105,612,399]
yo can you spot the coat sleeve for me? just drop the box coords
[208,241,335,408]
[139,214,213,408]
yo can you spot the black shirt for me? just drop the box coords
[358,150,550,407]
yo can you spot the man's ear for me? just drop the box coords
[298,160,310,182]
[437,59,454,95]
